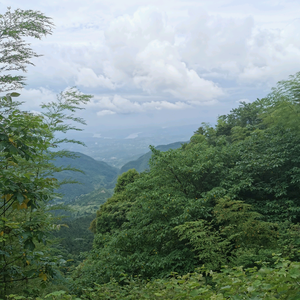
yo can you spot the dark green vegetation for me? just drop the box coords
[69,72,300,298]
[2,6,300,300]
[54,215,95,260]
[52,187,113,262]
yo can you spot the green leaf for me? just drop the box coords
[10,92,21,97]
[16,192,24,203]
[289,268,300,279]
[25,269,37,277]
[24,239,35,251]
[44,291,66,298]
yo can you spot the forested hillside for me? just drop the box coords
[53,152,118,202]
[72,72,300,299]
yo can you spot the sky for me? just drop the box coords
[2,0,300,136]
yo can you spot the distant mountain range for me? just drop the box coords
[60,124,196,167]
[53,141,186,208]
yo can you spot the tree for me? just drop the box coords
[114,169,139,194]
[0,7,91,297]
[0,87,92,297]
[0,7,54,92]
[262,71,300,132]
[89,169,140,235]
[0,93,54,296]
[0,6,55,209]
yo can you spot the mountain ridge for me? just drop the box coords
[119,141,185,174]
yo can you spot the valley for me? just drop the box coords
[60,124,194,167]
[53,141,185,258]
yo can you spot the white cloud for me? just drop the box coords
[93,95,143,114]
[18,88,57,111]
[75,67,115,89]
[2,1,300,125]
[20,5,300,101]
[96,110,116,116]
[92,94,190,115]
[142,100,188,110]
[30,110,42,115]
[237,20,300,85]
[101,7,224,102]
[175,12,300,86]
[133,40,224,101]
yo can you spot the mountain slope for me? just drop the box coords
[70,186,113,216]
[53,152,118,202]
[120,142,185,174]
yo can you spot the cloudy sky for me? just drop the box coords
[2,0,300,135]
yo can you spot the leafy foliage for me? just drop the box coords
[175,198,278,270]
[70,71,300,295]
[7,255,300,299]
[0,7,54,92]
[0,87,91,297]
[53,214,95,262]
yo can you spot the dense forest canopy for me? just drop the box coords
[1,6,300,300]
[80,74,300,282]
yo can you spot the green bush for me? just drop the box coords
[8,255,300,300]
